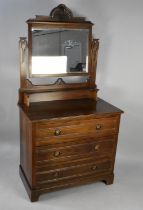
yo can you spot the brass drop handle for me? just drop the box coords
[54,151,61,157]
[54,129,61,136]
[91,165,97,171]
[96,124,102,130]
[94,144,100,151]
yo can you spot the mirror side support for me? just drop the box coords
[89,38,99,87]
[19,37,28,88]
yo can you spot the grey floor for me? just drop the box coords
[0,141,143,210]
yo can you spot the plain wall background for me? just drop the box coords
[0,0,143,168]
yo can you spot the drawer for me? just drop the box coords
[35,156,110,172]
[36,160,112,184]
[35,117,119,146]
[35,138,115,164]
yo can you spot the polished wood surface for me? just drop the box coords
[18,4,123,202]
[20,98,123,121]
[19,98,123,201]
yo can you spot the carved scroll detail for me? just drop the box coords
[54,78,66,85]
[91,39,99,69]
[19,37,28,63]
[90,39,99,85]
[25,79,33,88]
[19,37,28,88]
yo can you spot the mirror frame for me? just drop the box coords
[19,4,99,96]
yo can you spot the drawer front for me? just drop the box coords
[35,156,110,172]
[35,137,115,164]
[35,117,119,146]
[36,160,112,185]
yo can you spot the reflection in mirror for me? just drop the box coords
[31,28,88,76]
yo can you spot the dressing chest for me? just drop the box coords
[18,4,123,201]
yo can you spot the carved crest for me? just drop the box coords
[34,4,85,22]
[50,4,73,20]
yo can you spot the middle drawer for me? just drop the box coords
[35,137,116,164]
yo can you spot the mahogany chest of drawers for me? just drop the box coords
[18,4,124,202]
[19,98,123,201]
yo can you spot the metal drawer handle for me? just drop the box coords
[96,124,102,130]
[91,165,97,171]
[54,129,61,136]
[94,144,100,151]
[54,151,61,157]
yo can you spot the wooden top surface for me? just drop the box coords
[20,98,123,122]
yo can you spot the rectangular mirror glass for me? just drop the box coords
[31,28,89,76]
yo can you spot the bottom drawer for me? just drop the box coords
[36,160,112,185]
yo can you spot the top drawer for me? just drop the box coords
[34,116,119,145]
